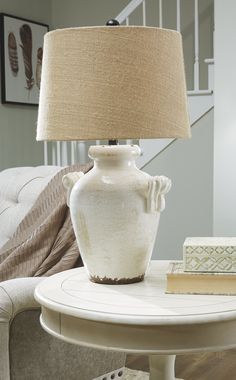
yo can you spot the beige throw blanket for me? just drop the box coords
[0,163,92,281]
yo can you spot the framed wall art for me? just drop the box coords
[0,13,48,105]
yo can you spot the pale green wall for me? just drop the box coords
[0,0,52,170]
[214,0,236,235]
[144,109,214,260]
[51,0,130,28]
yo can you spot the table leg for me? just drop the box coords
[149,355,183,380]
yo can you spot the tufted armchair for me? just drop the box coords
[0,166,125,380]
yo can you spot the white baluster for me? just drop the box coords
[61,142,68,166]
[78,141,87,164]
[56,141,61,166]
[44,142,48,165]
[176,0,181,32]
[52,142,57,166]
[142,0,146,26]
[194,0,200,91]
[71,141,76,165]
[159,0,163,28]
[126,140,132,145]
[116,0,144,24]
[204,58,214,92]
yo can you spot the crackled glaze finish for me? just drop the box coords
[63,145,171,284]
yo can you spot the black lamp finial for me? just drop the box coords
[106,19,120,26]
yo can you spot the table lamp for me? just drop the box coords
[37,23,190,284]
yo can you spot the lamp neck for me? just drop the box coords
[89,145,141,170]
[94,158,136,170]
[108,139,118,145]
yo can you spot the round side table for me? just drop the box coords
[35,261,236,380]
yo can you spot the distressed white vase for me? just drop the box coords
[63,145,171,284]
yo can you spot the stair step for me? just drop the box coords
[137,92,214,169]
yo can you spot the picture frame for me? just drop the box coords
[0,13,48,106]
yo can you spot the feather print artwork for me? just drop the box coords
[8,32,19,76]
[36,47,43,89]
[19,24,34,90]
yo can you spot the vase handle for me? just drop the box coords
[147,175,171,213]
[62,172,84,206]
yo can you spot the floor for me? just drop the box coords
[123,368,149,379]
[126,349,236,379]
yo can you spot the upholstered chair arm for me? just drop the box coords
[0,277,44,380]
[0,277,43,322]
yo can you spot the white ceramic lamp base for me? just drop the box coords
[63,145,171,284]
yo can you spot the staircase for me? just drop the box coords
[44,0,214,168]
[115,0,214,169]
[138,63,214,168]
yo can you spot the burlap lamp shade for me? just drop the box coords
[37,26,190,141]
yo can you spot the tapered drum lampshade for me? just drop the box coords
[37,26,190,285]
[37,26,190,141]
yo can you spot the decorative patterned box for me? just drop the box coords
[183,237,236,272]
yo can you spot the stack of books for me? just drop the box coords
[166,237,236,295]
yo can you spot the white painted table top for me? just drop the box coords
[35,260,236,326]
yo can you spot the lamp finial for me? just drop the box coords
[106,19,120,26]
